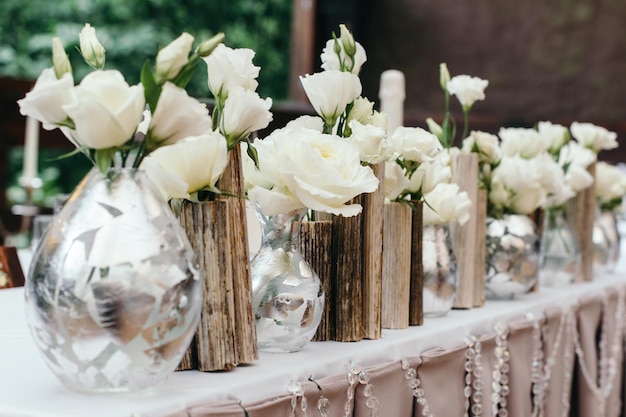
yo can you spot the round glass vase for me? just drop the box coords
[422,223,457,317]
[485,214,540,299]
[24,168,202,393]
[593,209,621,273]
[250,207,324,352]
[539,207,580,287]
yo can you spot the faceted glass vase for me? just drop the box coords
[539,208,580,287]
[24,168,202,393]
[593,209,621,273]
[250,207,324,352]
[485,214,540,299]
[422,224,457,317]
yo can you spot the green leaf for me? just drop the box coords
[245,140,260,169]
[94,148,115,174]
[172,58,201,89]
[141,60,161,112]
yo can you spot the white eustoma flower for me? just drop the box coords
[489,155,546,214]
[220,86,273,146]
[365,110,388,132]
[146,133,228,196]
[535,152,575,208]
[285,115,324,132]
[406,150,452,195]
[595,162,626,204]
[422,182,472,225]
[51,37,71,78]
[537,121,569,153]
[320,39,367,75]
[154,32,194,83]
[204,43,260,97]
[147,82,213,150]
[62,70,144,149]
[346,97,375,125]
[384,160,410,200]
[499,127,550,159]
[390,126,442,163]
[570,121,619,153]
[558,141,595,193]
[140,156,189,200]
[245,127,379,216]
[446,75,488,110]
[79,23,106,69]
[17,68,75,130]
[347,120,391,164]
[461,130,501,165]
[299,70,362,127]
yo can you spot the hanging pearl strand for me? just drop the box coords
[571,289,625,417]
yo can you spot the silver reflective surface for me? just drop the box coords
[422,224,457,317]
[485,215,539,299]
[24,168,201,392]
[251,208,324,352]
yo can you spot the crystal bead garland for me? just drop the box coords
[343,360,379,417]
[571,289,625,417]
[491,323,510,417]
[401,357,433,417]
[464,335,484,417]
[287,380,306,417]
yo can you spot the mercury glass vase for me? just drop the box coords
[24,168,202,393]
[485,214,540,299]
[422,224,457,317]
[539,207,580,287]
[250,206,324,352]
[593,209,621,273]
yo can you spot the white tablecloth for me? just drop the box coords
[1,257,626,416]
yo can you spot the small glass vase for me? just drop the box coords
[593,209,621,273]
[485,214,540,299]
[422,224,457,317]
[539,207,580,286]
[250,206,324,352]
[24,168,202,393]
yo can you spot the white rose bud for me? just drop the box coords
[221,86,273,147]
[300,70,361,128]
[154,32,194,84]
[439,63,450,90]
[79,23,106,69]
[51,37,72,79]
[196,32,225,57]
[425,117,443,140]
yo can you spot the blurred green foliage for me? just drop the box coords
[0,0,293,100]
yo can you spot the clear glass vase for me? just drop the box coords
[485,214,540,299]
[422,224,457,317]
[539,207,580,286]
[24,168,202,393]
[250,206,324,352]
[593,209,621,273]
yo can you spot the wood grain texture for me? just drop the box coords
[361,163,384,339]
[568,162,596,282]
[300,220,332,341]
[409,200,424,326]
[450,153,479,309]
[0,246,24,289]
[474,190,487,307]
[381,202,411,329]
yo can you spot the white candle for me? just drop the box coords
[378,70,406,137]
[23,116,39,184]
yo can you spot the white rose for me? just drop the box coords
[406,151,452,195]
[140,156,189,200]
[300,70,362,127]
[79,23,105,69]
[446,75,488,110]
[570,121,618,152]
[499,127,550,159]
[17,68,75,130]
[595,162,626,203]
[489,155,546,214]
[154,32,194,83]
[204,43,260,97]
[384,161,410,200]
[247,127,379,216]
[422,182,472,225]
[146,132,228,195]
[147,82,213,150]
[221,86,273,146]
[390,126,442,163]
[62,70,144,149]
[347,120,391,164]
[537,121,569,153]
[461,130,501,165]
[285,115,324,132]
[320,39,367,74]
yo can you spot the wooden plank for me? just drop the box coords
[381,202,411,329]
[409,200,424,326]
[568,162,596,282]
[361,163,384,339]
[0,246,25,289]
[474,190,487,307]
